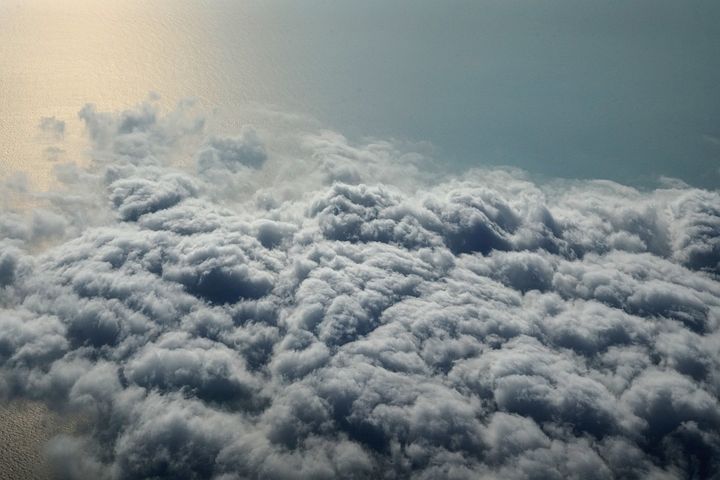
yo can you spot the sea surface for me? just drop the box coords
[1,0,719,189]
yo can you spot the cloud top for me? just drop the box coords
[1,100,719,479]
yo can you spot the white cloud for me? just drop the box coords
[1,100,719,479]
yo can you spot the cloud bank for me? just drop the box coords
[1,100,719,479]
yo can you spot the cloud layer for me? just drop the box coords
[1,101,719,479]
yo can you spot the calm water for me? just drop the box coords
[1,0,719,188]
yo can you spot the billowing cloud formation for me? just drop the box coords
[1,101,719,480]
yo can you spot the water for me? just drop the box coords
[1,0,719,185]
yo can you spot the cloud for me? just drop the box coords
[109,173,199,222]
[197,129,267,173]
[38,117,65,141]
[1,100,719,479]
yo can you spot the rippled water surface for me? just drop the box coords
[2,0,720,189]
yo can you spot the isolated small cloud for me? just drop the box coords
[38,117,65,140]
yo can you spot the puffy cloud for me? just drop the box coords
[197,128,267,173]
[78,97,204,163]
[38,117,66,140]
[109,174,199,222]
[0,243,22,288]
[1,101,719,479]
[670,190,720,274]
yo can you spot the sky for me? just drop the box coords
[0,1,719,479]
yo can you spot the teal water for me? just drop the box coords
[1,0,719,188]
